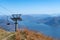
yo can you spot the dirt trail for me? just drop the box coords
[2,34,14,40]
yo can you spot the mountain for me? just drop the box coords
[30,14,51,19]
[7,29,54,40]
[0,28,10,40]
[0,14,60,38]
[36,16,60,27]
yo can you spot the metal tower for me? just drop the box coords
[11,14,22,31]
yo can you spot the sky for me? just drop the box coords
[0,0,60,15]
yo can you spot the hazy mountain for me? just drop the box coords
[36,16,60,27]
[30,14,51,19]
[0,14,60,38]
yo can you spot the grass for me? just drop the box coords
[0,29,11,40]
[7,34,15,40]
[7,29,54,40]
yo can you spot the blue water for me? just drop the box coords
[19,21,60,38]
[0,15,60,38]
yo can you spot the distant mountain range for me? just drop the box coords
[0,14,60,38]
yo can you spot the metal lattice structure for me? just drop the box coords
[11,14,22,31]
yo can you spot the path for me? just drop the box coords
[2,34,14,40]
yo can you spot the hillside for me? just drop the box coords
[0,28,11,40]
[7,29,54,40]
[0,15,60,38]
